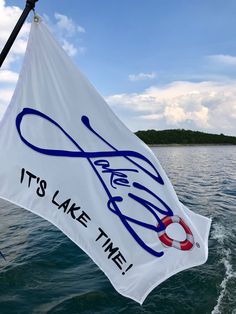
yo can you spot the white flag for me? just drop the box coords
[0,19,211,304]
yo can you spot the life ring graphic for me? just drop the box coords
[157,215,194,251]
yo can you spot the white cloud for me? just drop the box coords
[0,0,30,68]
[138,113,163,120]
[208,54,236,66]
[61,39,77,57]
[0,70,18,83]
[0,87,14,118]
[54,12,85,35]
[0,87,13,103]
[78,46,86,54]
[0,1,87,120]
[77,25,85,33]
[128,72,156,81]
[0,1,28,119]
[49,12,86,56]
[106,80,236,135]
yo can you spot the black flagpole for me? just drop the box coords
[0,0,38,262]
[0,0,38,69]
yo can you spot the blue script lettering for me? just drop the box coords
[16,108,174,257]
[94,159,138,188]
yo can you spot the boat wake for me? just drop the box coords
[211,223,236,314]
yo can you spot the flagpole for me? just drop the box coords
[0,0,38,68]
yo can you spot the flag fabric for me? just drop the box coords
[0,19,211,304]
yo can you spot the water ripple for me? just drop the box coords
[0,145,235,313]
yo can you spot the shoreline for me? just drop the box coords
[148,143,236,147]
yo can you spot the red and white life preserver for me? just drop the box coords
[157,215,194,251]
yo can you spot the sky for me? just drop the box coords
[1,0,236,135]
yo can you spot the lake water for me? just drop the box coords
[0,145,235,314]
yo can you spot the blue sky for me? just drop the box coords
[1,0,236,135]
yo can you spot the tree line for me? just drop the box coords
[135,129,236,145]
